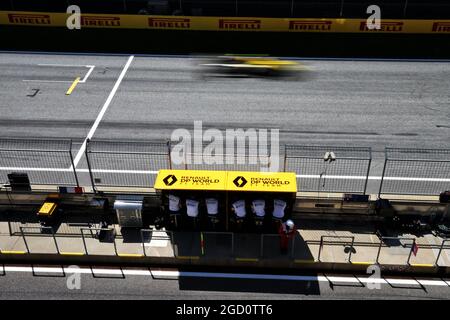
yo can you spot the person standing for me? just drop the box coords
[278,219,296,254]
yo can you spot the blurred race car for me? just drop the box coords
[198,56,306,79]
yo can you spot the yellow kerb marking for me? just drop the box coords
[0,250,27,254]
[410,263,434,267]
[66,77,80,95]
[351,261,375,265]
[60,252,85,256]
[117,254,144,258]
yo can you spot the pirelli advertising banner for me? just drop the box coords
[1,11,450,34]
[154,169,297,193]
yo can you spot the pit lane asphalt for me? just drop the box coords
[0,265,449,300]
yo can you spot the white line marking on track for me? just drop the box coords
[80,65,95,83]
[2,266,448,287]
[22,80,72,83]
[296,174,450,182]
[23,64,96,83]
[0,165,447,183]
[72,56,134,167]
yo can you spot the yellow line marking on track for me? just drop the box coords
[60,252,85,256]
[235,258,259,262]
[176,256,200,260]
[294,259,316,263]
[66,77,80,95]
[410,263,434,267]
[351,261,375,265]
[117,254,144,257]
[0,250,27,254]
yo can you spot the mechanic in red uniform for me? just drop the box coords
[278,219,296,254]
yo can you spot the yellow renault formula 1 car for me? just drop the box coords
[199,56,306,79]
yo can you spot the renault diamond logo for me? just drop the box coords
[163,174,177,186]
[233,176,247,187]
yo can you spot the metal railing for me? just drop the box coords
[85,139,171,191]
[318,235,355,262]
[3,226,450,268]
[0,138,79,187]
[379,148,450,196]
[0,138,448,197]
[284,145,372,194]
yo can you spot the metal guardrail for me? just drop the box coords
[379,148,450,196]
[318,235,355,262]
[3,226,450,267]
[85,139,170,191]
[20,226,60,254]
[0,138,79,187]
[284,145,372,194]
[0,137,448,197]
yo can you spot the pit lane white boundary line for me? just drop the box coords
[0,166,448,183]
[1,266,449,287]
[72,55,134,167]
[23,64,95,83]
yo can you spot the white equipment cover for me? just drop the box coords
[252,199,266,217]
[186,199,200,217]
[232,199,246,218]
[206,198,219,215]
[168,194,181,212]
[272,199,287,219]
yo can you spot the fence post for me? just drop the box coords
[167,140,172,169]
[84,139,97,193]
[283,145,288,172]
[50,226,60,254]
[376,238,383,264]
[435,239,446,266]
[69,139,80,187]
[348,237,355,263]
[113,229,118,256]
[378,150,388,198]
[363,152,372,195]
[81,229,89,255]
[20,227,30,254]
[407,239,416,265]
[318,236,324,262]
[141,229,147,257]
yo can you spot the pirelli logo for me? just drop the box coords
[432,22,450,32]
[289,20,332,31]
[219,19,261,30]
[81,16,121,27]
[359,21,403,32]
[148,17,190,29]
[8,13,51,25]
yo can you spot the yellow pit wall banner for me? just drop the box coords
[154,169,297,193]
[1,11,450,33]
